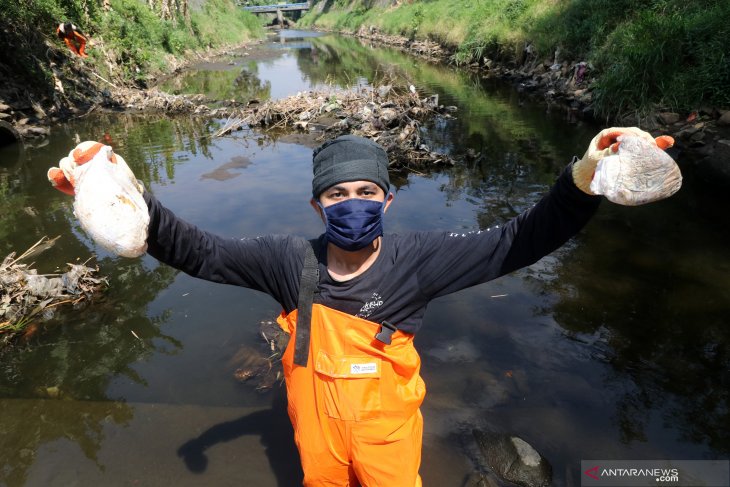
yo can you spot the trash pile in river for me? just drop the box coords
[229,320,289,392]
[106,87,212,115]
[0,237,106,344]
[214,85,458,169]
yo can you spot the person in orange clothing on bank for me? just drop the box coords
[47,128,673,486]
[56,22,88,57]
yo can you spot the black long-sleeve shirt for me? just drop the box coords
[144,163,601,334]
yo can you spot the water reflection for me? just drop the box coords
[0,113,221,485]
[0,398,132,486]
[0,258,180,485]
[92,112,220,184]
[541,194,730,454]
[1,29,728,486]
[162,61,272,104]
[0,149,29,250]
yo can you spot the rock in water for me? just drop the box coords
[472,430,552,487]
[590,135,682,206]
[463,472,500,487]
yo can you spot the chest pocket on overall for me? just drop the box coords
[314,349,383,421]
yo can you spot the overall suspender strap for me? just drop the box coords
[294,239,319,367]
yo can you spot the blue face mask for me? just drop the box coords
[319,198,387,251]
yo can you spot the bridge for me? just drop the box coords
[241,2,310,14]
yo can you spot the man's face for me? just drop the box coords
[310,180,393,217]
[318,181,385,207]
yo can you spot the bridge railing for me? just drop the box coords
[241,2,310,11]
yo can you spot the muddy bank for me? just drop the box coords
[321,26,730,186]
[0,40,265,149]
[352,26,449,62]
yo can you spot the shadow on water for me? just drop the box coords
[177,388,303,486]
[1,30,729,486]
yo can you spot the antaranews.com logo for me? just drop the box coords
[580,460,729,487]
[584,465,679,482]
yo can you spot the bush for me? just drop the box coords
[0,0,67,87]
[590,2,730,116]
[0,0,263,89]
[302,0,730,117]
[191,0,262,48]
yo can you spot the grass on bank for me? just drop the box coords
[0,0,264,91]
[300,0,730,119]
[98,0,263,81]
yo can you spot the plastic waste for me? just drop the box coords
[73,146,149,257]
[590,135,682,206]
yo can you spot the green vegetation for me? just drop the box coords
[300,0,730,119]
[0,0,264,90]
[97,0,263,81]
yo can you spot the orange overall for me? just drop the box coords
[277,304,426,486]
[56,24,88,57]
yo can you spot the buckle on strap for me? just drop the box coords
[375,321,397,345]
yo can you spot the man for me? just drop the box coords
[48,129,671,486]
[56,22,88,58]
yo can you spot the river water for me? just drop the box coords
[1,30,728,486]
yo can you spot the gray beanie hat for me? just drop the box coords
[312,135,390,198]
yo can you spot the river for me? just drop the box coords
[0,30,728,486]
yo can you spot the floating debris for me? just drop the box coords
[100,87,213,115]
[0,236,107,344]
[122,88,211,113]
[229,320,289,392]
[96,81,459,171]
[214,85,458,170]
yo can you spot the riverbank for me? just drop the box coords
[3,0,729,185]
[0,43,265,148]
[0,0,263,147]
[298,0,730,185]
[301,1,730,115]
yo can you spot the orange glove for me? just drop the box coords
[573,127,674,195]
[47,141,141,196]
